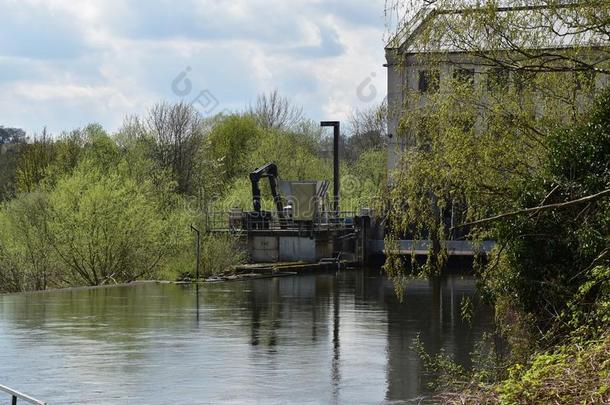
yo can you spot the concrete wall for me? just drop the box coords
[248,234,336,263]
[249,236,278,262]
[279,237,316,262]
[385,51,610,171]
[385,49,404,171]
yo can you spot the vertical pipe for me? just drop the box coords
[190,225,201,320]
[321,121,341,214]
[333,123,340,214]
[196,231,200,320]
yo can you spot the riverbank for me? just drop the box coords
[384,84,610,403]
[437,330,610,404]
[0,260,353,295]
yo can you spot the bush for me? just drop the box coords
[46,159,185,285]
[498,333,610,404]
[480,89,610,339]
[0,193,57,292]
[200,234,246,277]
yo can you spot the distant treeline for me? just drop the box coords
[0,94,387,292]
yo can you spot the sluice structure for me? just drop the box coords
[208,208,375,265]
[207,121,378,266]
[206,159,378,265]
[207,121,492,267]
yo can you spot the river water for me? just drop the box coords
[0,269,493,404]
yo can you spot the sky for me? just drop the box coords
[0,0,389,136]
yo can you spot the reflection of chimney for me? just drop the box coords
[320,121,340,213]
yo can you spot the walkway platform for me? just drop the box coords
[369,240,495,256]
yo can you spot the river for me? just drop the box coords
[0,269,493,404]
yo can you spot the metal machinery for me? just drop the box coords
[246,162,284,230]
[211,120,378,265]
[236,161,332,230]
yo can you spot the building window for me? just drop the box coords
[418,70,440,93]
[453,68,475,86]
[487,68,509,92]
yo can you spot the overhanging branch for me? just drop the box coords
[453,188,610,229]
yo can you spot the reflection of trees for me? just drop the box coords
[1,283,248,346]
[0,276,338,350]
[0,270,494,402]
[380,275,494,401]
[246,274,335,353]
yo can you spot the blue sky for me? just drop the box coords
[0,0,388,136]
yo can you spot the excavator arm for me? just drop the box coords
[249,162,284,214]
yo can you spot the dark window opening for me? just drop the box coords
[418,70,440,93]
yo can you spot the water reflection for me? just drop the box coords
[0,269,493,404]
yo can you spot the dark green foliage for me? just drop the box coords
[0,126,27,200]
[0,126,26,145]
[548,90,610,195]
[482,89,610,341]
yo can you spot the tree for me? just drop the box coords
[205,114,263,186]
[15,124,110,193]
[248,89,304,130]
[0,193,56,292]
[144,101,206,194]
[381,0,610,357]
[383,0,610,278]
[344,100,389,162]
[0,126,26,145]
[15,128,55,193]
[345,149,388,210]
[385,1,610,75]
[46,159,184,286]
[0,126,27,200]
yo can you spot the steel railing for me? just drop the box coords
[205,210,357,232]
[0,384,46,405]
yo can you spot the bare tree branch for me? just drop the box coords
[453,189,610,229]
[248,89,304,130]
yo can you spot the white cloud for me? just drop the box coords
[0,0,387,135]
[10,83,120,102]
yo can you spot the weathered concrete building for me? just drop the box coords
[384,5,609,171]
